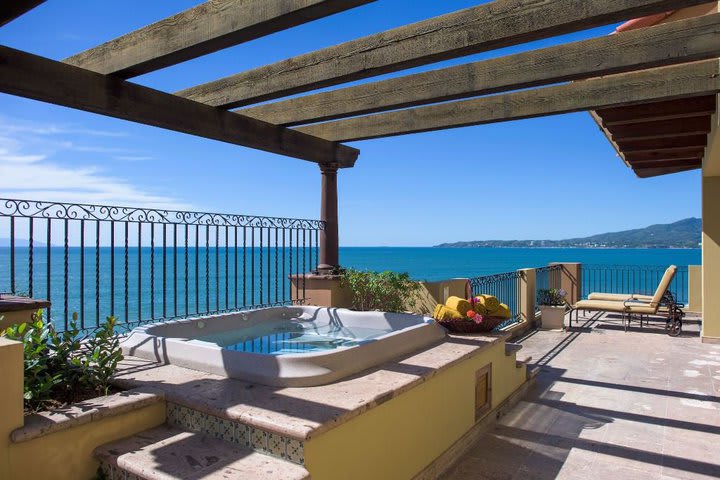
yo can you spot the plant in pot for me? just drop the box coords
[537,288,567,330]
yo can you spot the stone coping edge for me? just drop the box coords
[0,295,51,313]
[11,387,165,443]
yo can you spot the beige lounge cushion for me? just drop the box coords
[649,265,677,307]
[587,293,654,302]
[574,299,657,315]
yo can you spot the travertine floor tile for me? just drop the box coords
[440,314,720,480]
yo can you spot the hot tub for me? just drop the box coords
[121,306,447,387]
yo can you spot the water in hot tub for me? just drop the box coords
[195,320,393,354]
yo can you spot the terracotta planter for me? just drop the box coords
[539,305,566,330]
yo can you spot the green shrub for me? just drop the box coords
[342,269,421,312]
[537,288,567,307]
[4,311,124,412]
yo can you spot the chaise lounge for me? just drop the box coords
[571,265,682,333]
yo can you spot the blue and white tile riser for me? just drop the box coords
[166,402,305,465]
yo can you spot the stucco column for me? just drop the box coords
[702,99,719,343]
[0,338,24,479]
[702,176,720,342]
[518,268,536,324]
[318,163,339,271]
[549,263,582,305]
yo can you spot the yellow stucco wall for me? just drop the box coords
[0,339,24,480]
[702,176,720,341]
[702,102,719,342]
[0,338,167,480]
[688,265,703,313]
[7,403,166,480]
[304,340,526,480]
[0,309,38,332]
[413,279,469,315]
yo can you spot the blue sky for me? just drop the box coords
[0,1,702,246]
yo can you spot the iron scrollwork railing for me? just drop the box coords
[582,264,688,304]
[0,198,324,333]
[467,270,524,329]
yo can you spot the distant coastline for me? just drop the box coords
[435,218,701,250]
[431,245,699,250]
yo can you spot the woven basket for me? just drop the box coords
[437,316,506,334]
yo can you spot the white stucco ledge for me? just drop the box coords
[11,386,165,443]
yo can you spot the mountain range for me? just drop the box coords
[0,238,48,247]
[435,218,701,249]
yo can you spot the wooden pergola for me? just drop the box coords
[2,0,719,270]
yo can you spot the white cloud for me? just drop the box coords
[0,119,128,138]
[113,155,154,162]
[0,116,186,210]
[72,145,131,154]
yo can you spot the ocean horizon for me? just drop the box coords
[338,247,701,281]
[0,246,700,328]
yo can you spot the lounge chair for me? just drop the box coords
[571,265,681,332]
[585,265,676,303]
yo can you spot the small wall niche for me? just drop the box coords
[475,364,492,421]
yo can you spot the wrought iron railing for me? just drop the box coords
[0,198,323,333]
[535,265,562,313]
[582,264,689,304]
[467,270,524,329]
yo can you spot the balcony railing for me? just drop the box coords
[467,271,524,329]
[0,198,323,333]
[582,264,689,304]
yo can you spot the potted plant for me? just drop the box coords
[537,288,567,330]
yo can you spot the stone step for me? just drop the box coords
[166,402,305,464]
[504,343,523,356]
[95,425,310,480]
[515,356,532,368]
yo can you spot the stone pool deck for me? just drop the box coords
[441,312,720,480]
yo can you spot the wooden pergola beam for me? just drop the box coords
[64,0,375,78]
[629,157,703,167]
[295,61,720,142]
[610,116,712,142]
[617,134,709,152]
[597,95,717,126]
[178,0,712,108]
[1,0,45,27]
[241,14,720,126]
[635,165,700,177]
[625,147,707,162]
[634,160,702,170]
[0,46,358,167]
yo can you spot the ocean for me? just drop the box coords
[338,247,701,281]
[0,247,701,330]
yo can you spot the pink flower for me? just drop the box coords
[472,314,484,325]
